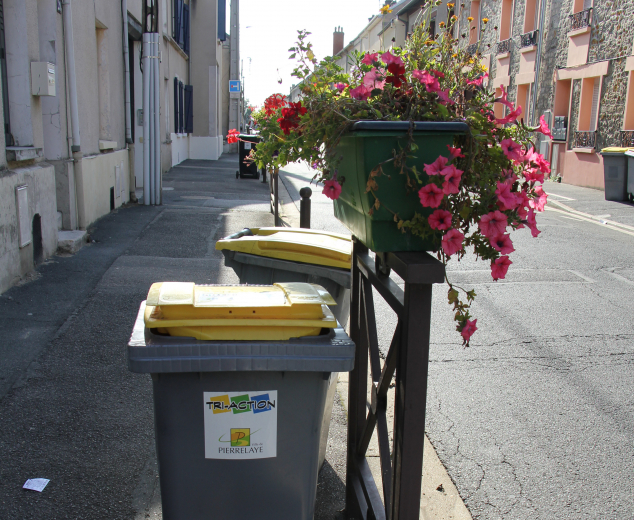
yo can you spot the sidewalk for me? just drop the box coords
[543,180,634,234]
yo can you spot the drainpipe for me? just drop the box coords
[62,0,86,228]
[154,33,161,204]
[530,0,548,127]
[143,33,151,205]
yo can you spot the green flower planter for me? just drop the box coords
[333,121,469,252]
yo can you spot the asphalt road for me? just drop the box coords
[279,164,634,520]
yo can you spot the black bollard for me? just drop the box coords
[299,187,312,229]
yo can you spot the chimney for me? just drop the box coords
[333,26,344,56]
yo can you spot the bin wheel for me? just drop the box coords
[375,253,391,278]
[236,171,239,179]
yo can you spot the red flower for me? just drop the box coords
[491,256,512,280]
[263,93,287,116]
[227,129,240,144]
[277,102,307,135]
[460,319,477,343]
[386,62,406,88]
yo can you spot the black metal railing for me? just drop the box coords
[346,241,445,520]
[621,131,634,148]
[497,38,511,55]
[466,42,478,56]
[520,30,539,48]
[574,130,596,148]
[570,8,592,31]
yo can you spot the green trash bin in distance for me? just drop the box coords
[625,150,634,202]
[215,227,352,473]
[600,148,630,201]
[128,295,355,520]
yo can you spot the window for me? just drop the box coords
[218,0,227,41]
[173,0,189,54]
[494,87,505,121]
[173,78,192,134]
[500,0,513,41]
[469,0,480,45]
[429,19,436,39]
[524,0,539,33]
[624,72,634,131]
[578,77,600,131]
[573,0,592,13]
[516,83,531,121]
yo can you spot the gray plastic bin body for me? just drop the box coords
[128,303,354,520]
[626,151,634,202]
[601,152,628,201]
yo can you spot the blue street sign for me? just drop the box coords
[229,80,241,92]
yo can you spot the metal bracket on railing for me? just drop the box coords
[346,238,445,520]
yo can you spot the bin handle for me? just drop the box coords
[224,228,254,240]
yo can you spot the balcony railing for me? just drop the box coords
[466,42,478,56]
[520,30,539,48]
[497,38,511,55]
[573,131,596,149]
[621,131,634,148]
[570,8,592,31]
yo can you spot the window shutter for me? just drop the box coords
[184,85,193,134]
[179,81,184,133]
[178,0,185,46]
[183,3,190,54]
[173,0,180,43]
[173,77,179,133]
[218,0,227,41]
[589,77,600,131]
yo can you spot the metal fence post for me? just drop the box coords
[299,187,312,229]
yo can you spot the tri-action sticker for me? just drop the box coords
[203,391,277,459]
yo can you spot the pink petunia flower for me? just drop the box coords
[423,156,449,176]
[535,154,551,174]
[526,208,541,237]
[437,88,455,106]
[467,73,488,87]
[491,256,512,280]
[478,210,508,238]
[349,84,371,100]
[496,105,522,125]
[447,145,465,159]
[489,233,515,254]
[461,319,478,342]
[430,69,445,79]
[412,69,440,92]
[442,228,465,256]
[322,179,342,200]
[524,168,545,183]
[334,83,347,92]
[428,209,453,230]
[496,181,520,211]
[515,190,530,219]
[498,85,514,110]
[380,50,403,67]
[501,168,517,185]
[363,69,385,90]
[537,114,552,138]
[361,52,379,65]
[418,183,444,207]
[529,185,548,212]
[500,139,524,162]
[442,166,463,194]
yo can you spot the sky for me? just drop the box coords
[239,0,386,107]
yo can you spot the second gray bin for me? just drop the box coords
[601,151,629,201]
[128,303,355,520]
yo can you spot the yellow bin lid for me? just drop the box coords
[215,227,352,270]
[144,282,338,340]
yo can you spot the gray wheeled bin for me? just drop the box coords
[625,150,634,202]
[600,149,629,201]
[216,228,352,473]
[128,301,355,520]
[237,134,262,179]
